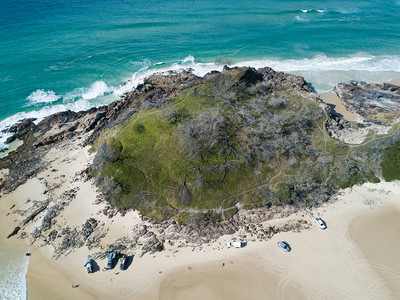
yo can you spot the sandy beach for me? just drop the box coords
[319,91,360,122]
[389,78,400,86]
[1,137,400,299]
[159,183,400,300]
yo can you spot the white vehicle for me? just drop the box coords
[314,217,327,229]
[227,241,245,248]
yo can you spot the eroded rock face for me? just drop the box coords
[258,67,312,94]
[141,232,164,255]
[0,66,316,194]
[0,67,325,257]
[82,218,99,239]
[334,81,400,124]
[322,81,400,144]
[143,70,199,88]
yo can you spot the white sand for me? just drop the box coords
[389,78,400,86]
[1,135,400,299]
[159,182,400,300]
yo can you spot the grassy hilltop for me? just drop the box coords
[90,66,399,223]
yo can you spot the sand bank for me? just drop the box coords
[350,208,400,297]
[1,134,400,299]
[159,182,400,300]
[389,78,400,86]
[26,249,97,300]
[320,91,360,122]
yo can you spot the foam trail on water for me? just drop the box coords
[27,89,61,105]
[295,15,309,22]
[234,54,400,92]
[181,55,195,63]
[2,54,400,149]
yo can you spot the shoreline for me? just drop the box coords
[1,61,400,150]
[0,67,399,299]
[2,156,400,299]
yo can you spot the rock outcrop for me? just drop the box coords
[334,81,400,124]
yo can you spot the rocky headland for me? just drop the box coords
[1,66,400,263]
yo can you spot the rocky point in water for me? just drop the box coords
[1,66,399,257]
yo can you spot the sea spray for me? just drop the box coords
[2,53,400,150]
[0,245,29,300]
[27,90,61,106]
[81,81,115,100]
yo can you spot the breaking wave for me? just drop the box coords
[27,89,61,105]
[81,81,114,100]
[0,247,29,300]
[2,54,400,150]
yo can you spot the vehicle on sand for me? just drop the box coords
[314,217,327,229]
[277,241,291,252]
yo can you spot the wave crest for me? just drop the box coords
[3,54,400,150]
[81,81,114,100]
[27,89,61,105]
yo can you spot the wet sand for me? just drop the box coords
[389,78,400,85]
[159,256,304,300]
[320,91,359,122]
[350,208,400,297]
[159,183,400,300]
[2,134,400,300]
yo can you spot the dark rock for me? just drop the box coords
[82,218,98,239]
[139,225,148,236]
[141,232,164,255]
[48,230,58,241]
[22,203,48,226]
[5,118,37,143]
[7,226,21,239]
[334,81,400,123]
[41,208,59,231]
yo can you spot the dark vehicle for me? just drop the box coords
[120,255,127,270]
[84,259,93,273]
[277,241,291,252]
[106,252,116,269]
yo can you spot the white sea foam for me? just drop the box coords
[0,98,94,149]
[27,89,61,105]
[81,81,115,100]
[129,59,152,67]
[0,248,29,300]
[181,55,195,63]
[2,54,400,149]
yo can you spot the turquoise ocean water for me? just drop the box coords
[1,0,400,147]
[1,0,400,298]
[1,0,400,148]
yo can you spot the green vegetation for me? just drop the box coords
[381,140,400,181]
[90,68,399,222]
